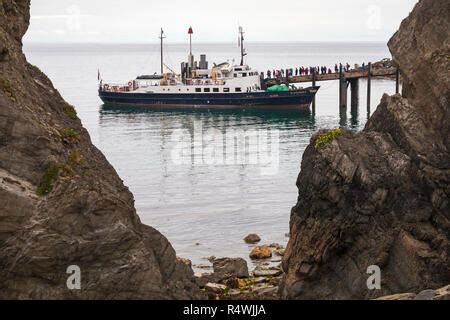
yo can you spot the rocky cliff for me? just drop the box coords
[0,0,202,299]
[281,0,449,299]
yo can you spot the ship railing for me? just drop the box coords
[183,79,226,86]
[100,83,134,92]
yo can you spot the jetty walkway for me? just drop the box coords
[266,63,401,114]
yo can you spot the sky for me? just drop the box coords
[24,0,419,43]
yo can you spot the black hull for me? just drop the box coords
[98,86,319,111]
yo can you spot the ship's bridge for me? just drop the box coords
[218,64,259,80]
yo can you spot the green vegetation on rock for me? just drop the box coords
[60,128,80,141]
[63,102,77,120]
[37,162,60,196]
[1,79,15,99]
[315,128,342,149]
[69,149,82,165]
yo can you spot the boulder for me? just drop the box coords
[253,265,283,277]
[213,257,249,279]
[205,283,227,294]
[244,234,261,244]
[281,0,450,300]
[0,0,203,299]
[249,246,272,260]
[414,289,437,300]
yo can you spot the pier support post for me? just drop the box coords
[312,67,316,114]
[367,62,372,117]
[339,64,347,112]
[350,78,359,126]
[350,78,359,111]
[395,68,400,94]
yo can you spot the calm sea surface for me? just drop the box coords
[23,42,397,270]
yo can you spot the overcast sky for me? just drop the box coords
[24,0,419,43]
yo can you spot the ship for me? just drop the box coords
[98,27,319,111]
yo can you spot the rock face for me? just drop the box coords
[0,0,202,299]
[281,0,449,299]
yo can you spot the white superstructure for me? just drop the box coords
[129,63,262,94]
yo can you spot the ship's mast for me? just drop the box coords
[159,28,166,74]
[239,26,247,66]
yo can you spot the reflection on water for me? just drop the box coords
[24,42,398,269]
[98,106,318,268]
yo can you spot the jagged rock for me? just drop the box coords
[281,0,450,300]
[0,0,203,299]
[244,234,261,244]
[249,246,272,260]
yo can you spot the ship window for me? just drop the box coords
[235,68,242,71]
[213,88,219,93]
[233,74,237,78]
[223,88,230,92]
[235,88,242,92]
[204,88,210,93]
[242,73,247,77]
[195,88,201,93]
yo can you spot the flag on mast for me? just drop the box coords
[188,26,193,34]
[97,69,101,81]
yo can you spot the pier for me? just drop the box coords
[266,63,401,116]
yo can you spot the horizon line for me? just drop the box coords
[24,40,388,45]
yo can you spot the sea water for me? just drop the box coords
[24,42,397,269]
